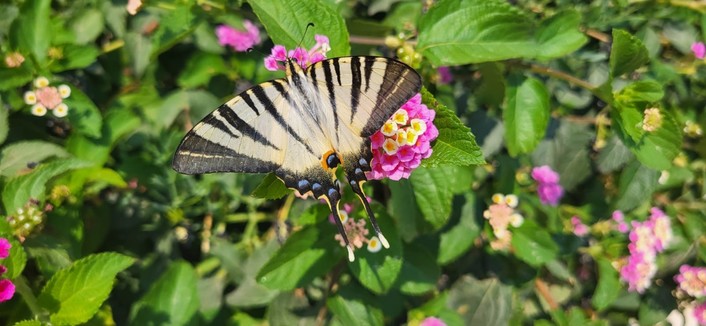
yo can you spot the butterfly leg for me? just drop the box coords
[346,163,390,249]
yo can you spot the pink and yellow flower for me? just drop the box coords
[675,265,706,298]
[24,77,71,117]
[483,194,524,251]
[367,94,438,181]
[0,237,14,303]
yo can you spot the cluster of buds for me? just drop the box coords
[619,208,672,293]
[7,200,48,239]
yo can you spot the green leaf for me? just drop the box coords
[531,121,593,191]
[150,4,198,58]
[533,10,589,60]
[4,237,27,279]
[2,158,91,213]
[257,222,342,290]
[10,0,51,64]
[511,221,559,267]
[177,52,228,88]
[610,29,649,78]
[130,261,199,326]
[504,76,550,156]
[396,243,440,295]
[327,286,383,326]
[0,62,34,91]
[250,173,291,199]
[417,1,586,65]
[409,166,472,230]
[70,9,104,45]
[0,107,7,145]
[349,208,403,294]
[12,320,42,326]
[634,119,682,170]
[52,45,101,71]
[614,80,664,103]
[447,276,512,326]
[0,140,70,177]
[66,108,140,166]
[438,193,481,265]
[125,32,153,77]
[592,258,621,311]
[249,0,351,57]
[63,86,103,139]
[420,88,485,168]
[38,252,135,325]
[615,161,659,211]
[388,178,425,241]
[596,136,634,174]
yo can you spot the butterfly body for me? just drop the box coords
[173,56,421,261]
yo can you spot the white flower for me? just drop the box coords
[31,104,47,116]
[53,103,68,118]
[24,91,37,105]
[58,84,71,98]
[34,76,49,88]
[367,236,382,253]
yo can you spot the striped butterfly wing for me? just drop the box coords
[173,56,421,261]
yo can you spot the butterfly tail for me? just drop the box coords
[347,169,390,249]
[325,188,356,262]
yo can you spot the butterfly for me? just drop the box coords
[172,56,421,261]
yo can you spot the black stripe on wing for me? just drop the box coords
[265,82,319,157]
[172,133,279,174]
[216,104,280,151]
[360,58,421,136]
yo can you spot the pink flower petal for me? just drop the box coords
[0,279,14,302]
[0,238,10,259]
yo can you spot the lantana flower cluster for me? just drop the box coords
[0,238,15,303]
[531,165,564,206]
[675,265,706,325]
[483,194,524,251]
[24,77,71,117]
[329,202,383,254]
[368,94,438,181]
[264,34,330,71]
[619,207,673,293]
[215,20,261,52]
[692,41,705,59]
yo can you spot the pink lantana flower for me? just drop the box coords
[0,237,14,303]
[24,77,71,117]
[367,94,438,181]
[0,239,9,259]
[692,42,705,59]
[530,165,564,206]
[483,194,524,251]
[215,20,261,52]
[612,210,630,233]
[420,317,447,326]
[264,35,330,71]
[695,302,706,325]
[437,67,452,84]
[619,207,672,293]
[675,265,706,298]
[570,216,589,237]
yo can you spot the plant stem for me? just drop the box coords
[14,276,47,321]
[535,278,558,311]
[526,63,596,91]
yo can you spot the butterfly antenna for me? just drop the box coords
[296,22,316,49]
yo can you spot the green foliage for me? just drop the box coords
[0,0,703,325]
